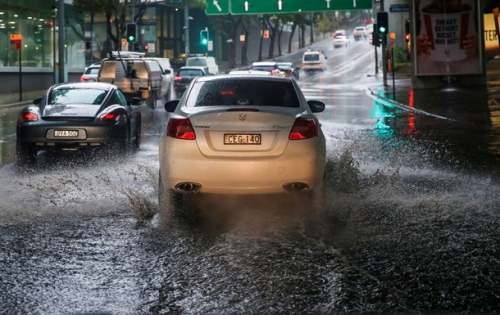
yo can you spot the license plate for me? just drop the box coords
[54,130,79,137]
[224,134,261,144]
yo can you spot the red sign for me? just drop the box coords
[10,34,22,51]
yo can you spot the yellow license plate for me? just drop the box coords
[224,134,261,144]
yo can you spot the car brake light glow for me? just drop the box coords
[19,112,39,122]
[98,112,121,122]
[289,118,319,140]
[174,76,183,81]
[80,76,89,82]
[271,69,280,74]
[221,90,234,95]
[167,118,196,140]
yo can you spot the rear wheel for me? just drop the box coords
[133,120,141,150]
[16,141,37,168]
[147,91,158,109]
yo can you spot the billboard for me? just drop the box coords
[413,0,482,75]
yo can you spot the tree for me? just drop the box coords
[207,14,242,69]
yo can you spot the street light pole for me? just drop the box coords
[58,0,65,83]
[51,6,56,84]
[184,6,190,56]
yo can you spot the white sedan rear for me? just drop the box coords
[159,75,327,216]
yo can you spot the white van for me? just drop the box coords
[185,56,219,75]
[301,50,327,72]
[145,57,174,102]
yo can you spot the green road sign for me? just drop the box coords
[229,0,372,14]
[205,0,230,15]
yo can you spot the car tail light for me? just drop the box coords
[98,112,121,122]
[19,112,38,122]
[221,90,234,96]
[289,118,319,140]
[174,76,183,81]
[271,69,280,75]
[167,118,196,140]
[290,68,294,73]
[80,76,89,82]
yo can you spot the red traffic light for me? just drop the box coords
[405,34,410,42]
[144,45,148,52]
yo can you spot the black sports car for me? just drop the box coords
[16,82,143,167]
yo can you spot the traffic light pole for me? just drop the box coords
[184,6,190,56]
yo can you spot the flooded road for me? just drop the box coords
[1,48,500,314]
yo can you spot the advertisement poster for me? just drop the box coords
[413,0,482,75]
[484,13,500,59]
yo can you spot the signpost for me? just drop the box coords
[205,0,230,15]
[10,34,22,102]
[206,0,372,15]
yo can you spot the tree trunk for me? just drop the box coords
[288,22,297,53]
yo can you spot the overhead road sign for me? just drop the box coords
[228,0,372,15]
[205,0,230,15]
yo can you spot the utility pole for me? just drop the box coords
[58,0,65,83]
[184,6,190,56]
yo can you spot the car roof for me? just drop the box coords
[53,82,117,90]
[335,30,346,33]
[228,70,273,75]
[251,61,278,66]
[304,50,322,55]
[179,66,208,71]
[195,74,293,83]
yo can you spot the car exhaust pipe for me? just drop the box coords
[174,182,202,194]
[282,182,310,193]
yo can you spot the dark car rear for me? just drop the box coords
[174,67,208,96]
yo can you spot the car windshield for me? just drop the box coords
[186,58,207,66]
[303,54,320,61]
[178,69,204,76]
[48,88,107,105]
[187,79,300,108]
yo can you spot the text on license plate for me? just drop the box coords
[224,134,261,144]
[54,130,78,137]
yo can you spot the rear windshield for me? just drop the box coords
[186,58,207,66]
[178,69,204,77]
[186,79,300,108]
[303,54,320,61]
[49,88,107,105]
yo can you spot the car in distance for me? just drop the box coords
[80,64,101,82]
[301,49,327,72]
[185,55,219,75]
[158,75,327,218]
[145,57,174,102]
[173,66,209,97]
[276,62,300,80]
[16,82,143,167]
[250,61,282,75]
[333,30,349,48]
[352,26,368,41]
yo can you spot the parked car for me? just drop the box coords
[158,75,327,218]
[173,66,209,96]
[301,49,327,72]
[16,82,143,167]
[80,64,101,82]
[333,30,349,48]
[145,57,174,102]
[250,61,281,75]
[185,55,219,75]
[352,26,368,40]
[276,62,300,80]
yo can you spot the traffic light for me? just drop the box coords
[372,32,381,47]
[405,34,410,43]
[144,44,148,52]
[377,12,388,35]
[126,23,137,43]
[200,29,209,45]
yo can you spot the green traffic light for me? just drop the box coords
[202,39,208,44]
[379,27,386,34]
[128,36,135,42]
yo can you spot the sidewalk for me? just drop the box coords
[367,66,498,124]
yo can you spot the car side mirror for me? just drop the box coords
[33,97,42,105]
[165,100,180,112]
[307,100,325,113]
[130,97,143,106]
[164,69,171,75]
